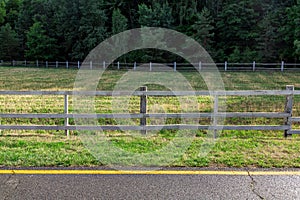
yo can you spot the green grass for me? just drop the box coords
[1,66,300,167]
[0,135,98,167]
[1,66,300,90]
[1,132,300,167]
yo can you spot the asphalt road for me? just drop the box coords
[0,169,300,200]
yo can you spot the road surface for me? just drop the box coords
[0,168,300,199]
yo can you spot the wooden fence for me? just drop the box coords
[0,86,300,137]
[1,60,300,72]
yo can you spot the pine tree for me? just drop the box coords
[216,1,260,61]
[136,2,175,62]
[52,0,81,60]
[112,8,128,34]
[4,0,22,28]
[70,0,107,60]
[25,21,58,60]
[191,7,215,52]
[295,40,300,60]
[138,2,174,28]
[0,23,19,60]
[0,0,6,24]
[286,2,300,61]
[257,11,280,62]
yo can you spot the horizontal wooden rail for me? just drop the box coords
[0,125,290,131]
[287,130,300,135]
[289,117,300,122]
[0,90,295,96]
[0,112,291,119]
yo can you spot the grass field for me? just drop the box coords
[1,66,300,167]
[1,66,300,91]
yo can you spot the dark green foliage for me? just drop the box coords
[257,11,281,62]
[286,2,300,60]
[4,0,22,28]
[138,2,174,28]
[0,23,19,60]
[0,0,5,24]
[0,0,298,62]
[25,21,58,60]
[295,40,300,60]
[215,1,261,62]
[191,7,215,53]
[112,8,128,34]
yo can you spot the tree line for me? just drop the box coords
[0,0,299,63]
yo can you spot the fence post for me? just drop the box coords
[24,60,27,67]
[150,62,152,72]
[66,61,69,69]
[36,60,39,67]
[140,86,147,134]
[281,61,285,72]
[46,61,48,68]
[103,61,106,69]
[213,94,219,138]
[56,61,58,68]
[199,61,202,71]
[90,61,93,70]
[174,62,177,72]
[284,85,294,137]
[225,61,228,71]
[253,61,256,71]
[134,62,137,70]
[77,61,80,69]
[64,94,69,137]
[117,61,120,70]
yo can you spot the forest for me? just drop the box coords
[0,0,299,63]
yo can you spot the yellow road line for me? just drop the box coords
[250,171,300,176]
[0,170,299,175]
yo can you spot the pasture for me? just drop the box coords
[1,66,300,167]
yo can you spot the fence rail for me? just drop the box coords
[0,86,299,137]
[1,60,300,72]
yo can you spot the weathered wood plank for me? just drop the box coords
[284,85,294,137]
[0,125,290,131]
[287,130,300,135]
[220,125,289,131]
[64,94,69,136]
[0,90,296,96]
[213,95,219,137]
[0,112,290,119]
[290,117,300,122]
[140,86,147,134]
[0,91,71,95]
[293,91,300,95]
